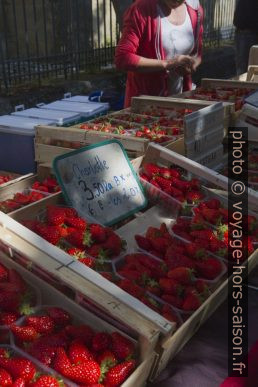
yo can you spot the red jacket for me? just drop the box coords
[115,0,204,107]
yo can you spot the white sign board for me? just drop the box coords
[53,140,147,226]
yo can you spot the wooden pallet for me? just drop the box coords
[0,252,156,387]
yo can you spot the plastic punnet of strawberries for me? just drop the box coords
[0,263,39,341]
[0,346,69,387]
[11,306,137,386]
[21,205,126,272]
[0,191,46,214]
[140,163,204,209]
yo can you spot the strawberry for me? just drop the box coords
[12,378,26,387]
[25,315,55,335]
[149,237,171,254]
[144,278,161,297]
[64,361,101,384]
[46,307,71,327]
[104,360,136,386]
[0,263,8,282]
[0,312,20,326]
[118,279,145,299]
[135,235,152,251]
[68,339,95,364]
[146,226,162,239]
[153,176,172,191]
[167,267,195,285]
[161,294,183,309]
[92,332,111,352]
[52,347,72,374]
[0,357,36,382]
[159,278,183,296]
[30,375,60,387]
[65,324,94,346]
[67,247,87,259]
[97,350,117,367]
[46,206,66,226]
[190,229,214,240]
[8,269,27,293]
[111,332,134,360]
[165,251,196,270]
[185,191,204,204]
[65,217,87,230]
[182,291,202,311]
[13,193,31,205]
[159,167,180,179]
[143,163,160,177]
[205,199,221,209]
[28,344,56,367]
[36,224,61,245]
[195,280,210,298]
[89,224,107,243]
[67,229,92,249]
[140,295,161,313]
[161,305,179,324]
[139,173,149,182]
[21,220,41,232]
[11,325,39,342]
[0,292,21,313]
[102,232,125,257]
[149,179,161,189]
[78,257,95,268]
[184,243,206,259]
[195,257,222,280]
[0,368,12,386]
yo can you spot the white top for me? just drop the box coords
[158,4,195,94]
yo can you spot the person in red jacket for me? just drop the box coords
[115,0,204,107]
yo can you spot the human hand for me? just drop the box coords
[166,55,194,76]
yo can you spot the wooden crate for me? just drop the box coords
[34,125,169,163]
[0,252,156,387]
[201,78,258,89]
[0,206,176,350]
[249,45,258,67]
[150,247,258,378]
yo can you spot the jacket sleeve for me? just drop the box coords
[115,4,146,71]
[197,5,204,58]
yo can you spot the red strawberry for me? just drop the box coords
[25,315,55,335]
[46,307,71,327]
[161,294,183,309]
[104,360,136,386]
[159,278,183,296]
[0,357,36,382]
[135,235,152,251]
[118,279,145,299]
[139,173,150,182]
[11,325,39,342]
[0,264,8,282]
[146,226,162,239]
[153,176,172,191]
[195,257,222,280]
[140,295,161,313]
[97,350,117,370]
[65,325,94,346]
[102,232,124,257]
[12,378,26,387]
[205,199,221,210]
[8,269,26,293]
[46,206,66,226]
[68,339,95,364]
[167,267,195,285]
[0,312,19,326]
[143,163,160,177]
[21,220,41,232]
[64,361,101,384]
[161,304,179,324]
[28,344,56,367]
[185,191,204,204]
[67,247,87,259]
[89,224,107,243]
[36,224,61,245]
[78,257,95,268]
[30,375,60,387]
[13,193,31,205]
[149,237,171,254]
[195,280,210,298]
[0,368,12,386]
[182,291,202,311]
[111,332,134,360]
[92,332,111,352]
[149,179,161,189]
[184,243,206,259]
[67,229,92,249]
[144,278,161,297]
[65,217,87,230]
[52,347,72,374]
[159,167,180,179]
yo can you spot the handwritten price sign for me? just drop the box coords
[53,140,147,225]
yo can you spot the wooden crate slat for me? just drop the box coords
[35,143,74,163]
[201,78,258,89]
